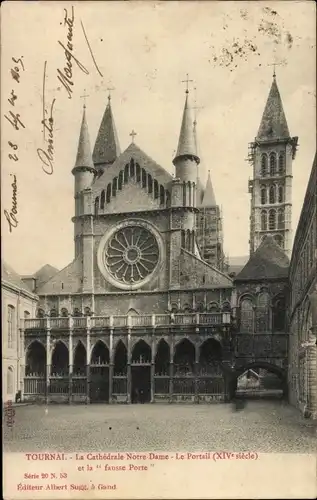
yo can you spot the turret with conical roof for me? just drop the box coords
[202,170,217,207]
[248,72,298,258]
[72,105,96,194]
[93,95,121,168]
[173,90,200,182]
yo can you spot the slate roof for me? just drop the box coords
[34,264,59,289]
[73,106,95,171]
[257,77,290,141]
[92,142,173,192]
[201,170,217,207]
[173,91,199,164]
[93,97,121,166]
[235,236,289,281]
[2,261,34,294]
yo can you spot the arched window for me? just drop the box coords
[124,163,129,183]
[136,163,141,182]
[274,234,284,248]
[142,168,147,188]
[261,154,268,177]
[240,298,253,333]
[269,185,275,204]
[130,158,135,178]
[272,296,285,331]
[106,183,111,203]
[7,366,14,395]
[148,174,153,194]
[269,209,276,230]
[50,308,57,317]
[118,171,123,190]
[154,180,159,199]
[256,292,270,332]
[159,185,165,205]
[278,185,284,203]
[278,153,285,175]
[100,190,105,209]
[7,305,15,348]
[261,186,267,205]
[261,210,267,230]
[277,209,284,229]
[112,177,117,197]
[94,197,99,216]
[269,153,277,176]
[165,190,170,207]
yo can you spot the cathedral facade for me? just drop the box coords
[11,74,309,407]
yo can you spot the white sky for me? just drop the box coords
[1,1,316,275]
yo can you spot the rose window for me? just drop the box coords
[104,226,159,285]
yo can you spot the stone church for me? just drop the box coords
[14,74,306,405]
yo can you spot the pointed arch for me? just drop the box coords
[50,308,58,317]
[261,210,267,230]
[182,303,192,313]
[199,338,222,374]
[255,291,270,332]
[278,153,285,174]
[269,152,277,176]
[94,197,99,216]
[112,177,117,196]
[118,170,123,190]
[240,297,253,333]
[182,181,186,206]
[207,302,220,312]
[100,189,105,209]
[261,185,267,204]
[91,340,109,365]
[154,179,159,199]
[278,185,284,203]
[272,294,286,331]
[159,185,165,205]
[132,339,151,363]
[174,339,195,373]
[130,158,135,178]
[261,154,268,176]
[269,185,275,204]
[73,341,86,375]
[114,340,127,375]
[155,339,170,375]
[127,308,139,316]
[106,183,111,203]
[277,209,284,229]
[26,340,46,376]
[148,174,153,194]
[268,209,276,230]
[142,168,147,188]
[51,341,69,375]
[124,163,129,183]
[136,163,141,182]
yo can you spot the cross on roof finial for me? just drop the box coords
[268,61,283,79]
[181,73,194,94]
[106,85,115,101]
[80,89,89,108]
[130,129,137,143]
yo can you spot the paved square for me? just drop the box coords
[3,401,316,453]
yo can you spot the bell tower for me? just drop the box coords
[248,71,298,258]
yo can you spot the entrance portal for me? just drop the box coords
[90,367,109,402]
[131,366,151,403]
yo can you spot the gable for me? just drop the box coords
[102,180,164,213]
[37,259,81,295]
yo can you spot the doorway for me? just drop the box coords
[90,367,109,403]
[131,366,151,403]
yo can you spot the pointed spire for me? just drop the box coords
[74,105,95,171]
[93,95,121,166]
[173,91,200,166]
[202,170,217,207]
[257,76,290,141]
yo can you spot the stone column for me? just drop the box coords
[86,330,90,404]
[45,317,51,404]
[68,324,73,404]
[307,290,317,418]
[169,337,174,403]
[151,321,155,403]
[109,327,114,403]
[194,343,199,403]
[127,329,131,404]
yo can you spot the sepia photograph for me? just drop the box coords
[2,1,316,498]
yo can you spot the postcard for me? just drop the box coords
[2,1,316,499]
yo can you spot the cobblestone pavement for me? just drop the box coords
[3,401,316,453]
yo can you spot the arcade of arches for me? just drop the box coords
[24,336,232,403]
